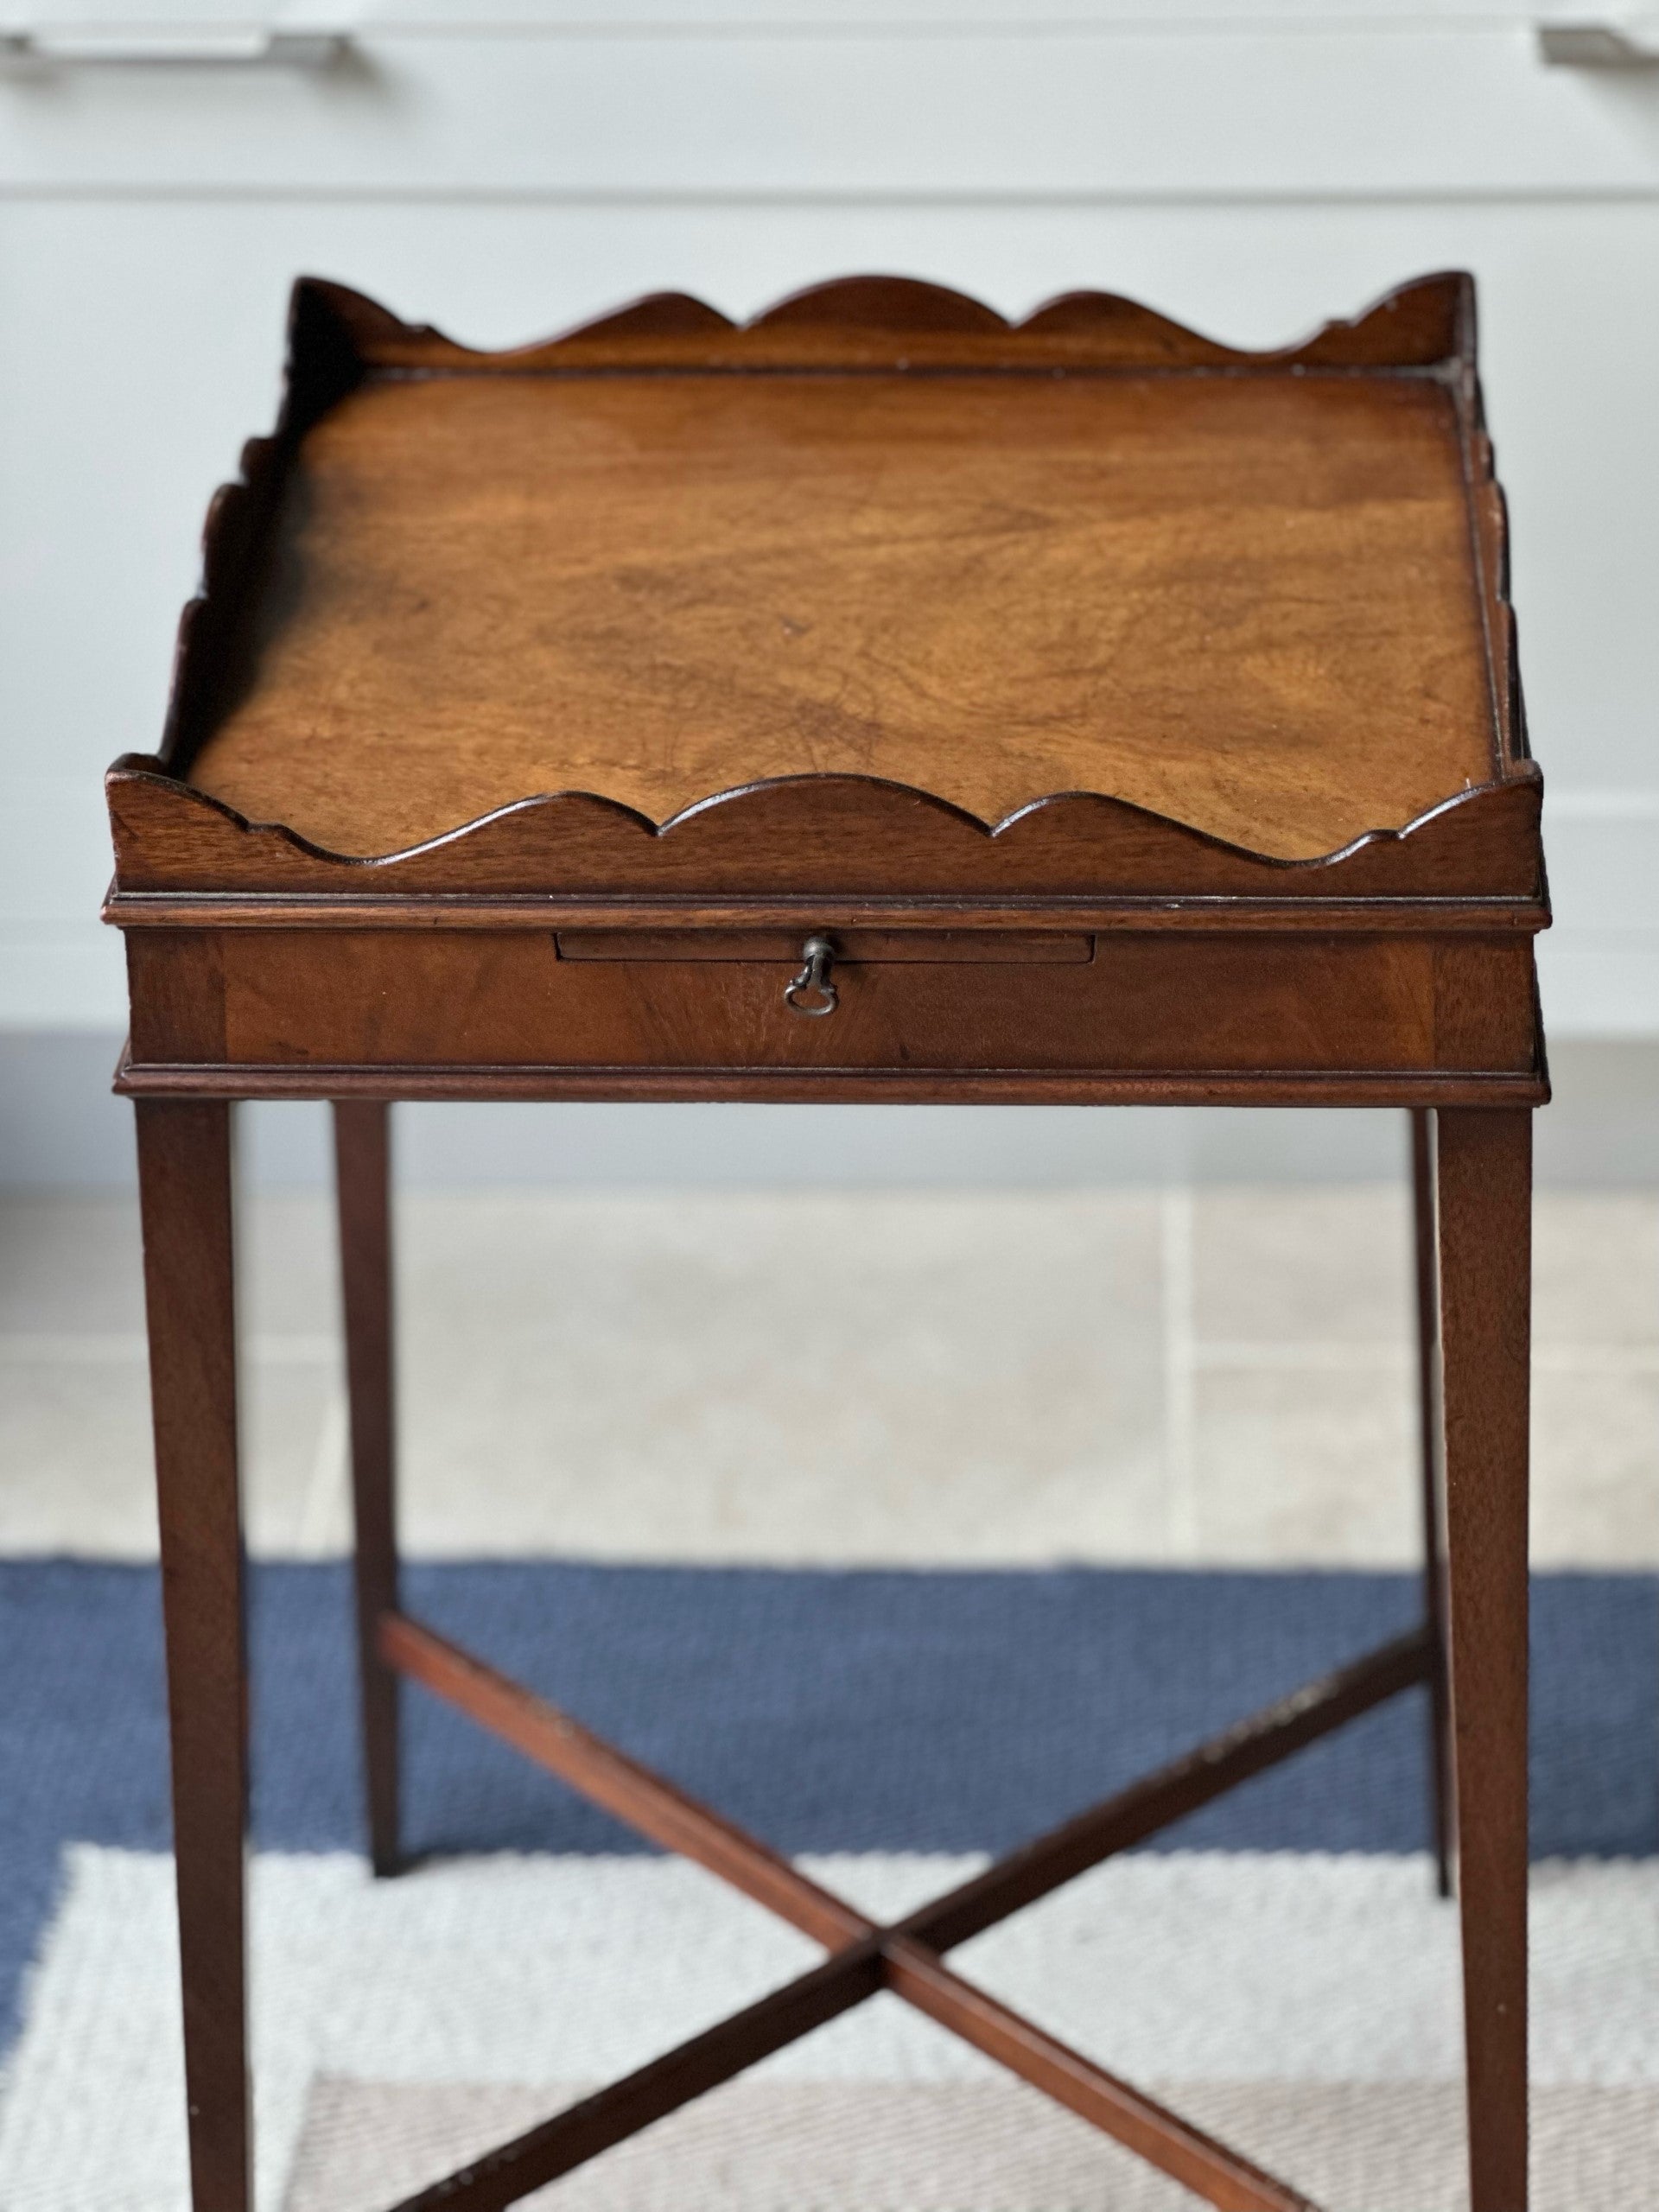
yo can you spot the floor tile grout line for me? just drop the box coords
[1195,1345,1659,1376]
[1531,1347,1659,1375]
[9,1336,1656,1375]
[293,1389,350,1557]
[1160,1185,1198,1560]
[1196,1343,1414,1373]
[0,1332,340,1364]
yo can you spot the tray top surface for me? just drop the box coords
[186,362,1499,862]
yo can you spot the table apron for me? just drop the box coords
[121,926,1541,1099]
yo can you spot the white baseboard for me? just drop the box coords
[1535,797,1659,1038]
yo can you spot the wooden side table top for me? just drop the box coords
[105,270,1541,907]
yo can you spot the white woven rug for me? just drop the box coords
[2,1846,1654,2212]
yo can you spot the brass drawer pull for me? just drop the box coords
[784,934,838,1018]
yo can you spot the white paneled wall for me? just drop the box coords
[3,10,1657,1040]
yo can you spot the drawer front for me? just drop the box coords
[123,929,1541,1079]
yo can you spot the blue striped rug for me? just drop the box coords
[3,1562,1656,2210]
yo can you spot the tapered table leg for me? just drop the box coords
[1411,1109,1454,1898]
[1436,1108,1532,2212]
[136,1099,251,2212]
[334,1099,402,1875]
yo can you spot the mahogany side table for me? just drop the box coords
[104,272,1548,2212]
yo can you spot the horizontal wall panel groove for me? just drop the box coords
[3,3,1637,34]
[10,185,1659,208]
[14,4,1646,31]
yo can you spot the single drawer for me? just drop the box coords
[126,927,1538,1081]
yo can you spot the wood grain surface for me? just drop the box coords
[104,763,1544,901]
[188,369,1496,861]
[135,1100,251,2212]
[1436,1108,1533,2212]
[333,1102,402,1880]
[191,926,1529,1075]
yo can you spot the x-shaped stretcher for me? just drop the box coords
[375,1610,1433,2212]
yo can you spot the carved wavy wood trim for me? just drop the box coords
[107,761,1543,899]
[130,265,1536,905]
[149,270,1472,779]
[294,268,1473,377]
[155,277,375,772]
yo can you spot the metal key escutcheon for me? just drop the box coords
[784,934,838,1017]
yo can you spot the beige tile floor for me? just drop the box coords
[1,1186,1655,1567]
